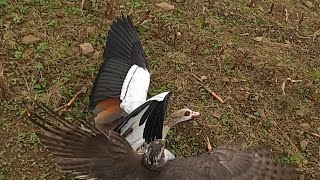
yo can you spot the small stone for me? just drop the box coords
[155,2,175,11]
[7,40,17,47]
[80,43,94,55]
[253,36,263,42]
[200,75,207,81]
[296,110,304,117]
[192,121,198,126]
[27,20,36,26]
[92,51,102,59]
[230,78,239,83]
[300,140,308,150]
[86,26,96,35]
[176,32,182,36]
[3,31,15,40]
[257,108,266,118]
[305,1,315,8]
[22,49,33,59]
[300,123,311,129]
[22,35,41,45]
[222,77,229,82]
[213,111,221,119]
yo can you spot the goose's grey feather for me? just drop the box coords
[27,105,299,180]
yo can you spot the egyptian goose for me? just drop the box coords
[88,16,199,152]
[26,107,299,180]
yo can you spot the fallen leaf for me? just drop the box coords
[200,75,208,81]
[305,1,315,8]
[213,111,221,119]
[300,140,308,150]
[253,36,263,42]
[155,2,175,11]
[300,123,311,129]
[296,110,304,117]
[239,33,250,36]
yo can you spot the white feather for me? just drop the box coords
[120,65,150,113]
[120,105,149,151]
[164,149,175,161]
[147,91,170,102]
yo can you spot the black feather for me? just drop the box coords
[89,15,149,109]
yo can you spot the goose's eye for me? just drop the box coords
[184,111,190,116]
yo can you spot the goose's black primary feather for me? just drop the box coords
[115,92,173,143]
[89,15,149,109]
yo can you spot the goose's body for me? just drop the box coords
[89,16,199,153]
[27,107,299,180]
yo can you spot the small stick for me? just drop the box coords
[298,12,304,24]
[81,0,86,10]
[217,46,227,57]
[233,51,248,69]
[285,8,289,22]
[248,0,257,7]
[135,10,151,28]
[153,22,165,38]
[312,29,320,42]
[0,67,7,101]
[57,87,87,114]
[105,1,115,19]
[305,131,320,139]
[192,74,224,103]
[282,78,302,95]
[266,2,275,14]
[204,135,212,152]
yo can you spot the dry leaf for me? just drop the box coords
[300,140,308,150]
[156,2,175,11]
[200,75,208,81]
[239,33,250,36]
[300,123,311,129]
[213,111,222,119]
[253,36,263,42]
[282,78,303,95]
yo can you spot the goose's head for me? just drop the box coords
[169,108,200,126]
[143,139,166,171]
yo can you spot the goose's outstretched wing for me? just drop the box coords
[89,15,150,126]
[26,104,141,180]
[161,142,299,180]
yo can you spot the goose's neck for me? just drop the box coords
[162,117,181,139]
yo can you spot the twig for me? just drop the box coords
[217,46,227,57]
[57,87,87,114]
[233,51,248,69]
[192,74,224,103]
[81,0,86,10]
[266,2,274,14]
[0,66,7,101]
[312,29,320,42]
[153,22,165,38]
[298,12,304,25]
[282,78,303,95]
[305,131,320,139]
[263,40,292,48]
[248,0,257,7]
[284,8,288,22]
[204,135,212,152]
[105,1,115,19]
[135,10,151,28]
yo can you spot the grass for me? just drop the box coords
[0,0,319,179]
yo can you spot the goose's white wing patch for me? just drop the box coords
[120,65,150,113]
